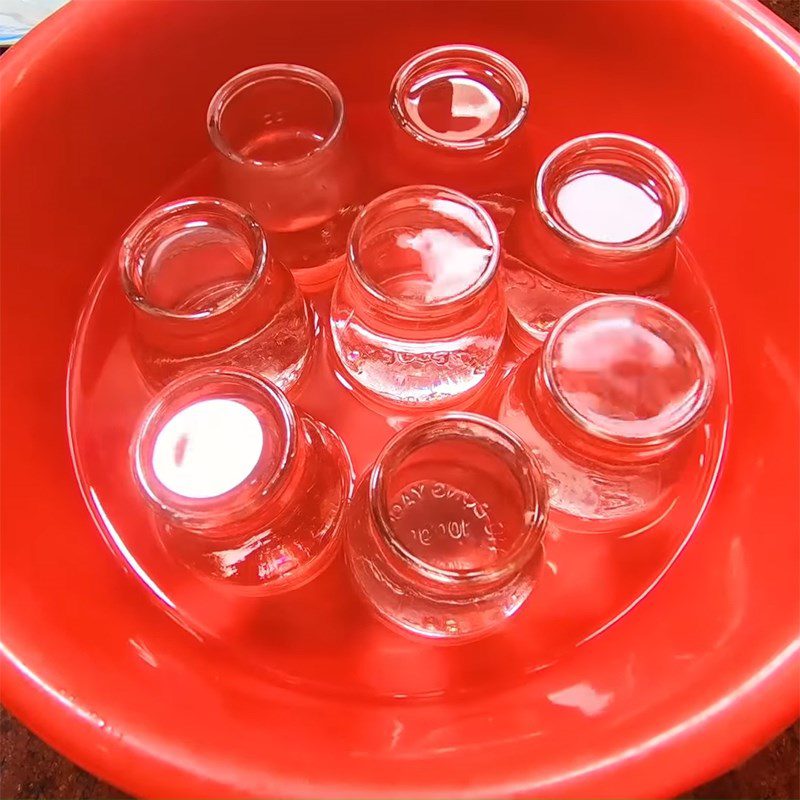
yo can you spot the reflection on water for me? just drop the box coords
[151,399,264,499]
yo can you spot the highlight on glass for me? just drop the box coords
[132,368,354,594]
[329,185,507,410]
[387,45,531,195]
[120,196,314,392]
[503,133,688,349]
[207,64,363,290]
[345,413,549,642]
[498,296,715,532]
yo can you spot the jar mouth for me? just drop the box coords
[390,45,529,153]
[133,368,297,527]
[534,133,688,255]
[368,413,548,585]
[119,197,267,322]
[540,296,715,447]
[207,64,345,168]
[346,185,500,313]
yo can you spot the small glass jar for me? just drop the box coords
[208,64,363,291]
[120,196,314,393]
[329,185,507,410]
[503,133,688,349]
[386,45,531,198]
[498,296,714,532]
[345,413,548,642]
[132,368,353,594]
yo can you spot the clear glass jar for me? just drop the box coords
[329,185,507,409]
[503,133,688,349]
[120,197,314,393]
[208,64,363,291]
[132,368,353,594]
[498,296,714,532]
[386,45,531,198]
[345,413,548,642]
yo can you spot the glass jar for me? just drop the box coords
[386,45,531,198]
[345,413,548,642]
[208,64,363,291]
[503,133,688,349]
[329,185,507,410]
[132,368,353,594]
[498,296,715,533]
[120,196,314,392]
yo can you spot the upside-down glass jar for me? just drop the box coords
[132,368,354,594]
[498,296,715,533]
[120,197,314,393]
[208,64,363,291]
[387,45,531,200]
[503,133,688,350]
[329,185,508,410]
[345,413,548,642]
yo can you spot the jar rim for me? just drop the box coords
[540,295,716,447]
[207,63,345,168]
[389,44,530,153]
[346,185,501,313]
[368,412,549,585]
[534,133,689,255]
[119,196,268,323]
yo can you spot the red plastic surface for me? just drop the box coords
[1,1,799,797]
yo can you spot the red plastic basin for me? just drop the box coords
[1,1,798,797]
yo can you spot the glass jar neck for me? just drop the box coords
[120,197,283,355]
[207,64,346,171]
[513,134,687,292]
[343,185,501,326]
[514,200,679,292]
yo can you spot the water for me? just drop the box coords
[151,398,264,499]
[402,63,521,145]
[502,253,602,349]
[556,171,663,243]
[130,278,314,393]
[67,97,731,698]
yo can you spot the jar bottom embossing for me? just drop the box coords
[345,414,548,642]
[132,368,354,595]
